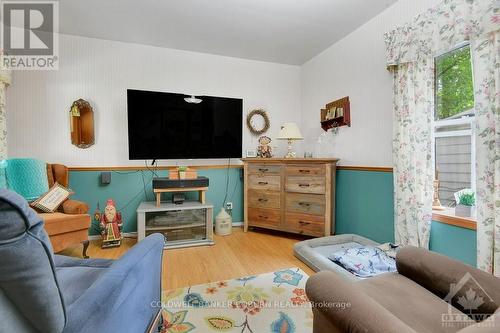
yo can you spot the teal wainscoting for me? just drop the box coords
[70,166,477,266]
[335,170,395,244]
[429,221,476,267]
[334,169,477,266]
[69,168,243,235]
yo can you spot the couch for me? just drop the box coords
[306,246,500,333]
[0,189,164,333]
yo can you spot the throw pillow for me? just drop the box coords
[5,158,49,201]
[31,183,73,213]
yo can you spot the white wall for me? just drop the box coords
[300,0,440,167]
[6,34,301,166]
[7,0,442,168]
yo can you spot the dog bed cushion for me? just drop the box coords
[294,234,380,281]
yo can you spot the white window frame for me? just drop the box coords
[433,114,476,196]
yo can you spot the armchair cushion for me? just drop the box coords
[397,246,500,316]
[1,189,164,333]
[306,271,418,333]
[0,189,65,333]
[40,213,90,253]
[458,308,500,333]
[63,233,164,333]
[359,273,473,332]
[47,164,89,214]
[47,163,70,188]
[62,199,89,214]
[56,266,108,306]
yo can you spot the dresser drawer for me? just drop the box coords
[248,190,280,209]
[248,164,282,175]
[286,165,325,177]
[286,212,325,237]
[248,208,281,228]
[286,193,325,215]
[285,176,325,194]
[248,175,280,191]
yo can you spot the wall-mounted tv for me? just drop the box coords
[127,90,242,160]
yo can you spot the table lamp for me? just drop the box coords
[277,122,303,158]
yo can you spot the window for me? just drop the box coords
[434,44,475,207]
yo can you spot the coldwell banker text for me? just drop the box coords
[1,1,59,70]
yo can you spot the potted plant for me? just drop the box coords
[455,192,475,217]
[177,166,187,179]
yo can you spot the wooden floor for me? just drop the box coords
[60,227,315,290]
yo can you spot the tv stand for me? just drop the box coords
[152,177,209,207]
[137,201,214,249]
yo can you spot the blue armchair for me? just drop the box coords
[0,189,164,333]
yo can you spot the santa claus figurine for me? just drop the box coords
[100,199,123,248]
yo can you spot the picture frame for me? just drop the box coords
[246,149,257,158]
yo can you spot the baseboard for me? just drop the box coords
[87,224,243,240]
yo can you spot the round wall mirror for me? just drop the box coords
[69,99,95,148]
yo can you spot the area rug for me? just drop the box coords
[160,268,312,333]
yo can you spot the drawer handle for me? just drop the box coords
[298,183,310,187]
[299,169,311,173]
[258,215,269,219]
[299,221,311,225]
[258,181,269,185]
[258,198,269,202]
[258,168,269,172]
[298,202,311,207]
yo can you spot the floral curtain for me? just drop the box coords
[392,59,435,248]
[0,55,11,160]
[385,1,500,66]
[385,0,500,252]
[472,31,500,276]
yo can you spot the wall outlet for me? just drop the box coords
[226,202,233,210]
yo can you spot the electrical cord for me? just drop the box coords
[221,158,231,208]
[140,169,151,201]
[117,172,155,212]
[144,160,159,177]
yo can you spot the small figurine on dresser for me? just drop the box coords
[257,136,273,158]
[99,199,123,248]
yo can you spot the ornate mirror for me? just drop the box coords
[69,99,95,148]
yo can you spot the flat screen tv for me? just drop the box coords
[127,90,242,160]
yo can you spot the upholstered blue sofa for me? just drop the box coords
[0,189,164,333]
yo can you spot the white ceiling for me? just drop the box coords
[59,0,397,65]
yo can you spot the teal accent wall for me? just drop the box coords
[69,168,243,235]
[69,167,477,266]
[430,221,476,267]
[335,170,395,243]
[334,169,477,266]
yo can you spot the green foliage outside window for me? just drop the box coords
[435,45,474,120]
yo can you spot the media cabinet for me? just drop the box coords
[137,201,214,249]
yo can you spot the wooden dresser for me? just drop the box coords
[242,158,339,237]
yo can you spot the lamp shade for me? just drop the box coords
[277,122,303,140]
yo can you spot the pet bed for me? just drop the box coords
[294,234,381,281]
